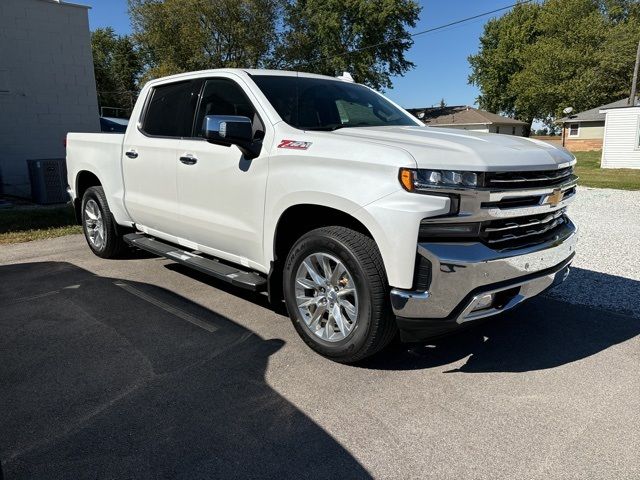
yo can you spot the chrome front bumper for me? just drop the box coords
[391,220,577,341]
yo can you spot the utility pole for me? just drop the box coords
[629,40,640,105]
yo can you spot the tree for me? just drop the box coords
[468,1,541,128]
[276,0,421,90]
[91,27,142,116]
[129,0,420,90]
[128,0,281,80]
[439,98,446,108]
[468,0,640,131]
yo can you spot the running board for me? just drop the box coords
[124,233,267,292]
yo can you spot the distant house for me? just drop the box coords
[557,98,633,151]
[600,101,640,169]
[406,105,527,136]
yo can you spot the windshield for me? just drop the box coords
[251,75,418,131]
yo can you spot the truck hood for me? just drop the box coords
[333,125,575,171]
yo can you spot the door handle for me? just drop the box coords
[179,155,198,165]
[125,150,138,159]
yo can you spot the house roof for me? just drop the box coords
[406,105,527,126]
[558,97,637,123]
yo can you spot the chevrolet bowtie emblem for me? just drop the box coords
[547,188,564,207]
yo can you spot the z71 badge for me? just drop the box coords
[277,139,312,150]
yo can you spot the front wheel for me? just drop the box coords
[283,226,397,363]
[81,186,127,258]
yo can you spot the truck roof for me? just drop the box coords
[144,68,350,87]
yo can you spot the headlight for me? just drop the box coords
[399,168,479,191]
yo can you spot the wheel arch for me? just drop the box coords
[73,170,102,224]
[267,202,390,305]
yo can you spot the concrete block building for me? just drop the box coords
[0,0,99,198]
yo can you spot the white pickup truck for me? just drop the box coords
[66,69,577,363]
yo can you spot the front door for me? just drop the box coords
[176,76,270,269]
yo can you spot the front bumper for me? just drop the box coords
[390,220,577,342]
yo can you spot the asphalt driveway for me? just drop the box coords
[1,188,639,479]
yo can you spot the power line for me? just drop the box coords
[310,0,533,65]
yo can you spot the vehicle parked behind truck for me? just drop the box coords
[66,69,577,363]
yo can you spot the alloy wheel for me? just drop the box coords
[294,252,359,342]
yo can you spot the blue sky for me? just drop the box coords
[81,0,517,109]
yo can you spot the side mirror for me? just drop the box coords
[203,115,262,159]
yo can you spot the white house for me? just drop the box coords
[0,0,100,198]
[600,102,640,169]
[557,98,631,152]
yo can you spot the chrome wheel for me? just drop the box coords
[83,199,105,250]
[294,252,359,342]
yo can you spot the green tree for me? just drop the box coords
[277,0,421,90]
[468,0,640,131]
[129,0,420,90]
[128,0,281,80]
[91,27,142,116]
[468,1,541,127]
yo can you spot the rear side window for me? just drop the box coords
[141,80,199,137]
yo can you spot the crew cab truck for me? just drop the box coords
[66,69,577,363]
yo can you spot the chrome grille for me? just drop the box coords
[480,208,567,247]
[483,167,574,189]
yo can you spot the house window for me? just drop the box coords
[569,123,579,136]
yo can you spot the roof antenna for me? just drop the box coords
[336,72,354,83]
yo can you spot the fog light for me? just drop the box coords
[472,293,494,311]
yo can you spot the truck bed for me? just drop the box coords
[66,132,130,226]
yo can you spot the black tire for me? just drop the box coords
[283,226,397,363]
[80,186,127,259]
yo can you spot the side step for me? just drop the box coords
[124,233,267,292]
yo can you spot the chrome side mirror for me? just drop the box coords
[202,115,261,159]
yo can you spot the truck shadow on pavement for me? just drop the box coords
[163,261,640,374]
[362,267,640,373]
[0,262,372,480]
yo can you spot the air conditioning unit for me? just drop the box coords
[27,158,68,204]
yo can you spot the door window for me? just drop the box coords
[194,78,264,138]
[141,80,200,137]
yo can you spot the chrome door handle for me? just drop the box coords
[179,155,198,165]
[125,150,138,159]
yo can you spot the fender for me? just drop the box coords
[263,190,443,289]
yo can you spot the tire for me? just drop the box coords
[80,186,127,259]
[283,226,397,363]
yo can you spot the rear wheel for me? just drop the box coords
[81,186,127,258]
[283,226,397,363]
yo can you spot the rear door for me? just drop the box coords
[123,79,201,236]
[176,76,270,268]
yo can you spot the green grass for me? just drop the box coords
[0,205,82,244]
[574,150,640,190]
